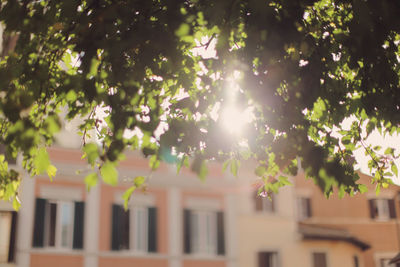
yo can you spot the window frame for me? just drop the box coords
[258,251,280,267]
[311,251,329,267]
[32,198,85,251]
[44,200,75,249]
[369,198,396,221]
[255,192,276,214]
[189,209,218,256]
[111,203,157,254]
[297,196,312,221]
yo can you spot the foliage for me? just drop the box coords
[0,0,400,203]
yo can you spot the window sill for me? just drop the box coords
[183,253,226,260]
[101,251,163,258]
[30,248,84,255]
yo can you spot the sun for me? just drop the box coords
[220,105,254,136]
[218,76,254,137]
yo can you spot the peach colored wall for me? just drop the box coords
[99,184,168,253]
[48,147,87,165]
[35,177,87,200]
[181,190,225,209]
[98,257,168,267]
[30,254,83,267]
[183,259,226,267]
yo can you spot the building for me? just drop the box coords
[2,131,400,267]
[235,166,369,267]
[295,170,400,267]
[12,146,237,267]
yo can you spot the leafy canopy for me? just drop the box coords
[0,0,400,204]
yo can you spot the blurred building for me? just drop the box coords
[295,171,400,267]
[1,118,400,267]
[2,142,400,267]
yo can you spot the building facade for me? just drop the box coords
[296,171,400,267]
[11,146,237,267]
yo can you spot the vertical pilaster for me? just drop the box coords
[168,187,182,267]
[16,175,35,267]
[225,193,237,267]
[84,183,100,267]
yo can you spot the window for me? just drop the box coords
[312,252,327,267]
[380,258,400,267]
[369,199,396,220]
[183,209,225,256]
[258,251,278,267]
[111,204,157,253]
[255,193,275,213]
[297,197,312,220]
[0,211,16,263]
[32,198,85,249]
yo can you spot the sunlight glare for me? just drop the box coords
[220,105,254,136]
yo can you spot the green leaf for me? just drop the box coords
[358,184,368,193]
[83,143,99,167]
[392,164,398,177]
[134,176,146,187]
[88,57,100,77]
[222,159,230,172]
[255,165,267,177]
[122,186,136,210]
[34,148,51,175]
[12,197,21,211]
[175,23,190,37]
[149,155,160,170]
[191,156,208,181]
[230,159,239,177]
[100,161,118,186]
[176,156,188,174]
[46,164,57,181]
[375,184,381,196]
[84,172,98,191]
[384,147,394,155]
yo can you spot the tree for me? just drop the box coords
[0,0,399,206]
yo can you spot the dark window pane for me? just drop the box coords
[48,203,57,247]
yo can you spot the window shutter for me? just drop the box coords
[369,199,376,219]
[111,204,129,250]
[111,204,121,250]
[217,211,225,255]
[32,198,46,247]
[73,201,85,249]
[353,255,359,267]
[8,211,17,262]
[389,199,396,218]
[306,198,312,218]
[148,207,157,253]
[183,209,191,254]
